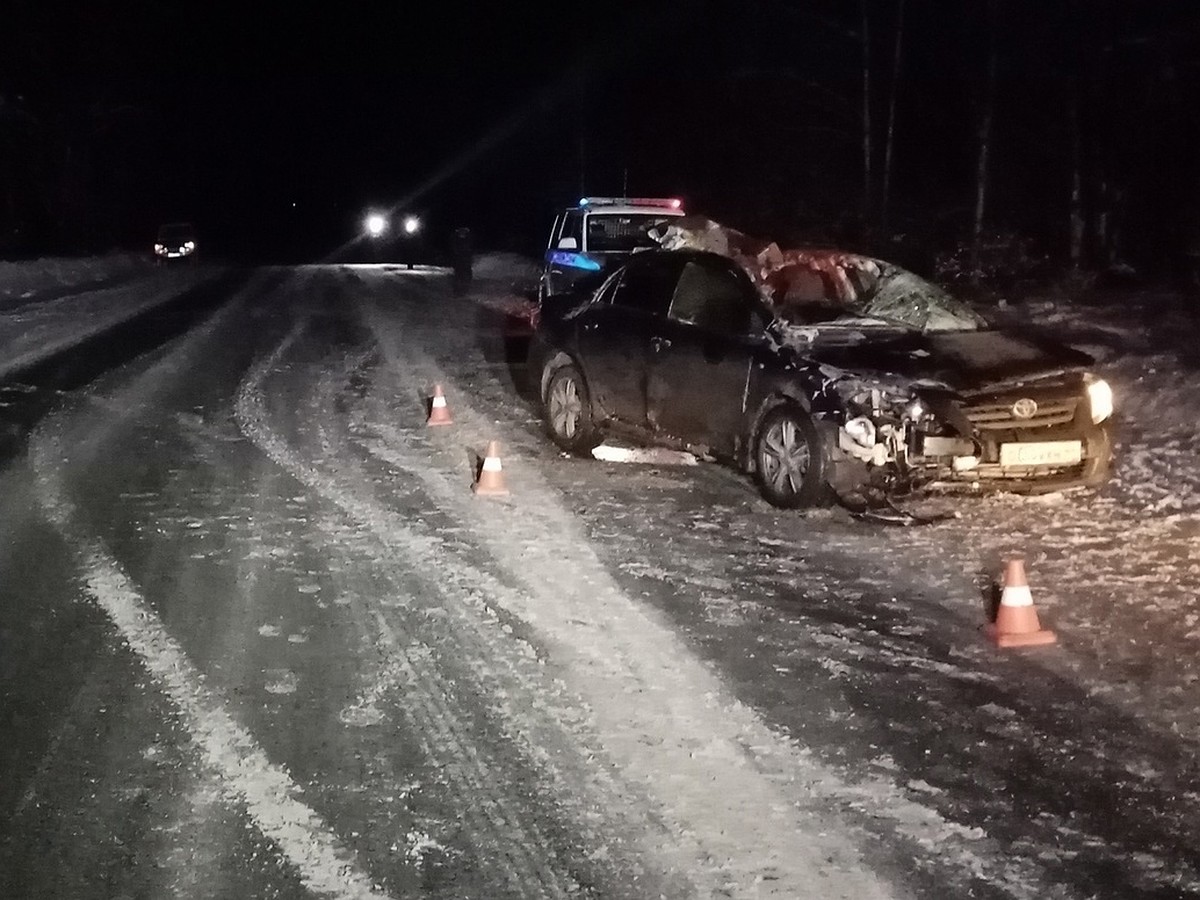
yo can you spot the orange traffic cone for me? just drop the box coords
[987,558,1058,648]
[472,440,509,497]
[426,384,453,426]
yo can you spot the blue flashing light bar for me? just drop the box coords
[578,197,683,210]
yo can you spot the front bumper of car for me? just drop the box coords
[908,421,1113,492]
[832,376,1115,494]
[155,242,196,259]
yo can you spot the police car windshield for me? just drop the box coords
[586,214,676,253]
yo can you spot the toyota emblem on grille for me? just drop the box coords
[1011,398,1038,419]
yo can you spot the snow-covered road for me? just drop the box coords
[0,260,221,380]
[1,259,1198,899]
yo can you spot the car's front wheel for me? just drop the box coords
[754,405,830,508]
[544,363,600,455]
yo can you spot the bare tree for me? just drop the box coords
[881,0,905,228]
[1068,74,1085,272]
[861,0,872,217]
[970,0,999,285]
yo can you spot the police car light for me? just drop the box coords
[629,197,683,210]
[578,197,684,211]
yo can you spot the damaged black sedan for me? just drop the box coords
[528,247,1114,508]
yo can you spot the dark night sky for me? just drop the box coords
[3,1,1199,272]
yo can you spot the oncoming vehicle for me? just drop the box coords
[528,248,1115,509]
[154,223,197,263]
[361,210,423,268]
[539,197,686,300]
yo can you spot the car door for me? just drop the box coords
[574,253,684,427]
[544,210,596,296]
[646,257,763,456]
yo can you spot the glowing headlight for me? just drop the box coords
[844,416,876,448]
[365,213,387,237]
[183,240,195,251]
[154,243,166,254]
[403,215,420,235]
[1086,377,1113,424]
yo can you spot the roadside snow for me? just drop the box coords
[0,267,213,381]
[0,252,148,302]
[471,252,539,284]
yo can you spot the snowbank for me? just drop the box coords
[0,252,150,302]
[471,252,540,284]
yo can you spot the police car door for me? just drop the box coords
[543,210,590,297]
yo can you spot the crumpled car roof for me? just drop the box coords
[648,216,984,333]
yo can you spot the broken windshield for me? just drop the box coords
[860,265,986,331]
[770,257,986,332]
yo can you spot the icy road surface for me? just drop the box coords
[1,261,1199,899]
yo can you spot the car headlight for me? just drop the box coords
[183,241,195,251]
[1086,377,1113,424]
[365,213,387,237]
[154,243,166,254]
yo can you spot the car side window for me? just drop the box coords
[559,211,583,247]
[610,255,681,317]
[668,260,754,335]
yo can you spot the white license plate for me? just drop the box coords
[999,440,1082,467]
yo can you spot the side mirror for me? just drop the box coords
[557,236,579,251]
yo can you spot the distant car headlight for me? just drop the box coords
[183,240,195,251]
[1086,377,1113,424]
[403,215,420,235]
[365,213,387,237]
[154,243,166,254]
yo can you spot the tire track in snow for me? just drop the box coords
[25,269,398,900]
[235,320,587,900]
[31,431,392,900]
[354,283,1094,900]
[301,344,697,899]
[356,299,907,899]
[369,273,1200,898]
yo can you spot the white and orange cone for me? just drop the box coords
[987,558,1058,648]
[472,440,509,497]
[427,384,453,426]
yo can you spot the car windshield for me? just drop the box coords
[585,214,678,253]
[769,255,986,332]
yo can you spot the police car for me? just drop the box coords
[539,197,685,299]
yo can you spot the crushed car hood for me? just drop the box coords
[778,327,1094,392]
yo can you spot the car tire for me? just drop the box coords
[544,363,600,455]
[754,405,830,508]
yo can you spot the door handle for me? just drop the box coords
[651,336,672,352]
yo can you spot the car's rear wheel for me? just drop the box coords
[544,363,600,455]
[755,405,829,508]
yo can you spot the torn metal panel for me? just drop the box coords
[651,217,985,333]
